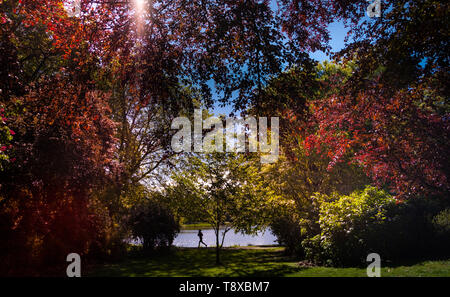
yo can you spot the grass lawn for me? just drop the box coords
[286,260,450,277]
[87,247,450,277]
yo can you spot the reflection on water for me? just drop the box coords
[173,228,278,247]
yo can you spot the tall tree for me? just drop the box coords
[303,0,450,199]
[0,0,119,274]
[251,1,449,199]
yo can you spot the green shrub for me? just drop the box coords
[308,186,395,266]
[431,208,450,255]
[270,213,305,257]
[302,186,450,266]
[128,200,180,251]
[433,208,450,234]
[302,234,326,264]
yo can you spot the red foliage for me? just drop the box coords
[306,77,450,199]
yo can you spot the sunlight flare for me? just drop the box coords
[134,0,145,13]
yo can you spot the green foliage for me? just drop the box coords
[168,152,273,234]
[432,208,450,235]
[302,186,450,266]
[264,140,371,240]
[0,104,13,168]
[270,212,305,257]
[318,187,394,234]
[166,151,275,264]
[308,186,395,266]
[128,200,180,252]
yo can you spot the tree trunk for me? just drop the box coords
[215,227,220,265]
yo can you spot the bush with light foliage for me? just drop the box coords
[303,186,450,266]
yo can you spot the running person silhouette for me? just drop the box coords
[198,229,207,248]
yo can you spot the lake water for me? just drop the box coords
[173,228,278,247]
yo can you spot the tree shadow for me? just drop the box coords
[88,247,303,277]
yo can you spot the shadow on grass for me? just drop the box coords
[87,247,302,277]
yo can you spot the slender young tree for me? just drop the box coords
[167,152,273,264]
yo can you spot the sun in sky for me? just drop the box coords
[134,0,146,13]
[133,0,147,36]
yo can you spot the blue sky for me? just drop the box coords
[310,21,349,62]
